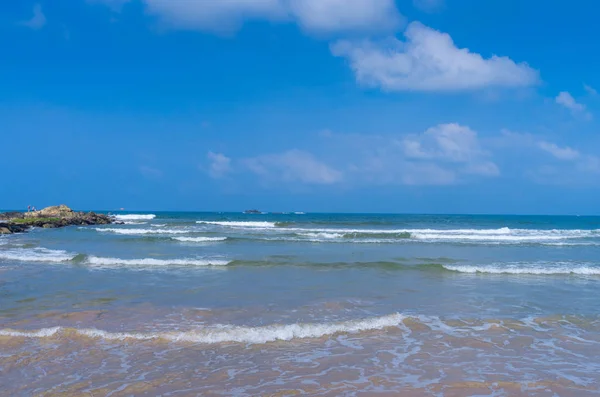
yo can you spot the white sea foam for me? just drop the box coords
[122,221,147,225]
[113,214,156,221]
[443,262,600,275]
[275,227,599,244]
[86,256,231,267]
[0,248,76,263]
[172,237,228,243]
[298,232,345,239]
[197,221,276,228]
[0,327,62,338]
[95,228,188,235]
[411,233,567,242]
[0,313,404,344]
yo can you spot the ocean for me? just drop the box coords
[1,212,600,396]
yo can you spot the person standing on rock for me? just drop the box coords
[27,205,31,212]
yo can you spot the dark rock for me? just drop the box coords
[0,223,29,234]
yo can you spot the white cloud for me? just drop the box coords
[555,91,591,119]
[207,152,232,178]
[325,123,499,186]
[19,4,46,30]
[413,0,444,13]
[243,149,342,184]
[584,84,597,96]
[402,123,485,162]
[400,123,499,176]
[289,0,403,34]
[331,22,539,92]
[538,141,580,161]
[99,0,402,35]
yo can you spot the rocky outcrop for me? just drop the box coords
[0,223,29,234]
[23,204,75,219]
[0,205,112,234]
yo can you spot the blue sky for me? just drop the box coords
[1,0,600,214]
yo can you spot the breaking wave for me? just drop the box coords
[86,256,231,267]
[443,262,600,275]
[273,227,598,245]
[113,214,156,221]
[0,313,404,344]
[0,247,77,263]
[172,237,228,243]
[196,221,277,228]
[95,228,189,235]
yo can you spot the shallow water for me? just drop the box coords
[1,212,600,396]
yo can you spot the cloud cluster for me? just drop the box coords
[208,123,499,187]
[104,0,403,35]
[401,123,499,176]
[207,124,600,188]
[331,22,539,92]
[93,1,539,93]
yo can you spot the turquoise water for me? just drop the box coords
[1,212,600,395]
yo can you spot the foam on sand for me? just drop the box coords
[0,247,77,263]
[86,256,231,267]
[0,313,404,344]
[113,214,156,221]
[172,237,228,243]
[197,221,276,228]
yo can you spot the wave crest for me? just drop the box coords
[0,313,404,344]
[443,263,600,275]
[95,228,188,235]
[86,256,231,267]
[172,237,227,243]
[196,221,276,228]
[0,248,76,263]
[113,214,156,221]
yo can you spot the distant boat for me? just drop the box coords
[243,209,261,214]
